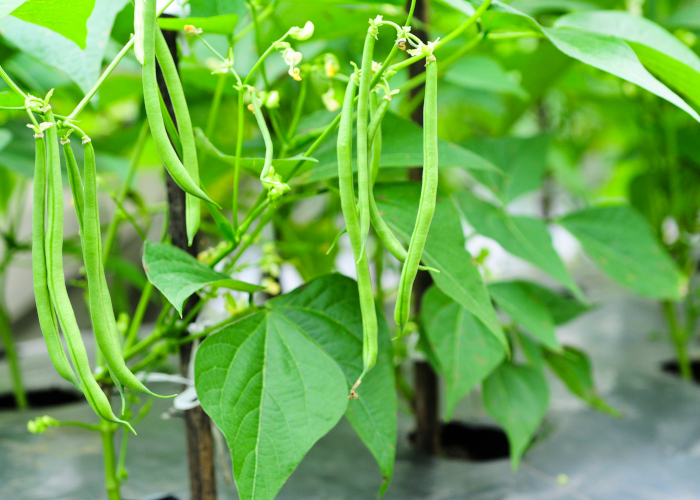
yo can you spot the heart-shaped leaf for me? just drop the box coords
[195,311,348,500]
[421,285,506,420]
[483,362,549,470]
[11,0,95,49]
[557,205,685,300]
[455,191,585,303]
[270,274,397,496]
[375,183,507,350]
[143,241,262,316]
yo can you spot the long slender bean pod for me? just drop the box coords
[62,137,128,411]
[338,78,377,398]
[142,0,215,206]
[154,28,201,246]
[43,111,134,432]
[61,138,84,229]
[82,137,173,399]
[356,22,378,261]
[369,92,382,185]
[394,58,439,331]
[32,131,80,389]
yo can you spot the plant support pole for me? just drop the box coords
[158,24,217,500]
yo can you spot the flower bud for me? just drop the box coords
[288,21,314,41]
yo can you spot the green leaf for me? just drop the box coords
[375,183,507,350]
[270,274,397,496]
[455,191,585,302]
[517,332,545,370]
[666,2,700,29]
[188,0,247,17]
[509,0,599,15]
[11,0,95,49]
[444,56,528,99]
[195,312,348,500]
[104,256,147,290]
[472,1,700,122]
[0,165,17,214]
[158,14,238,35]
[544,346,620,417]
[296,112,501,184]
[488,281,560,351]
[509,280,590,326]
[0,0,129,98]
[482,363,549,470]
[142,241,262,316]
[555,11,700,107]
[557,205,686,300]
[0,0,24,19]
[543,26,700,122]
[421,286,506,421]
[195,128,316,180]
[464,135,549,204]
[205,202,237,244]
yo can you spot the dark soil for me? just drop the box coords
[661,359,700,384]
[410,421,510,461]
[0,387,82,410]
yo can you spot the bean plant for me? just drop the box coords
[0,0,698,499]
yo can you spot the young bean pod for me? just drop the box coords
[155,28,200,246]
[62,138,84,228]
[43,111,134,432]
[367,95,436,273]
[394,57,439,331]
[338,78,378,398]
[355,23,378,261]
[82,137,173,400]
[142,0,215,206]
[32,131,80,389]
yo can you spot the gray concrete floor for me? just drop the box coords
[2,291,700,499]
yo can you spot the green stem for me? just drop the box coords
[58,420,101,431]
[0,64,27,99]
[663,300,692,381]
[205,73,228,138]
[233,90,245,230]
[100,420,122,500]
[233,0,281,42]
[0,290,27,410]
[124,282,153,351]
[390,0,492,72]
[287,76,307,142]
[66,0,177,121]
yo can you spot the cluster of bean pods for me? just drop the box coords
[339,20,439,397]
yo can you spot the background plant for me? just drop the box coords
[0,0,699,500]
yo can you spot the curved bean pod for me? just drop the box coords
[43,111,134,433]
[338,78,377,398]
[32,132,80,389]
[142,0,215,206]
[356,26,377,261]
[82,138,173,400]
[155,28,200,246]
[394,58,439,331]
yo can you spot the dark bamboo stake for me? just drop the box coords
[158,24,217,500]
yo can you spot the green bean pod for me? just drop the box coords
[368,95,390,184]
[356,26,377,261]
[394,58,439,331]
[32,133,80,389]
[338,78,377,397]
[249,91,273,182]
[62,138,129,411]
[82,138,173,400]
[42,111,134,433]
[142,0,215,206]
[366,95,436,272]
[155,28,200,246]
[62,138,84,229]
